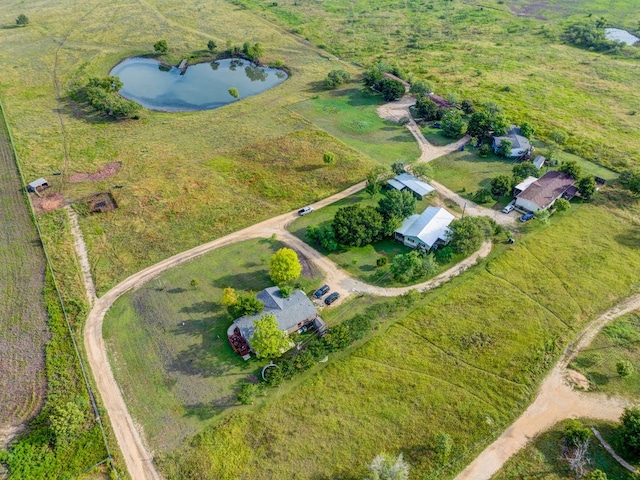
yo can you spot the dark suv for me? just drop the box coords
[324,292,340,305]
[313,285,330,299]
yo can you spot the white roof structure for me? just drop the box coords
[387,172,435,198]
[533,155,546,169]
[395,206,455,249]
[514,176,538,193]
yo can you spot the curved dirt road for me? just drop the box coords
[455,292,640,480]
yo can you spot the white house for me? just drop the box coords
[515,171,576,212]
[493,126,532,158]
[394,206,455,251]
[386,172,435,200]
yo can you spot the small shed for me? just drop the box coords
[533,155,546,169]
[27,178,49,193]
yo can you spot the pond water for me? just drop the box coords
[110,57,288,112]
[605,28,639,46]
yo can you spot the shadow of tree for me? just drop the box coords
[167,287,187,294]
[615,229,640,249]
[180,301,216,314]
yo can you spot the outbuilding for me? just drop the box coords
[492,126,532,158]
[27,178,49,193]
[387,172,435,200]
[394,206,455,251]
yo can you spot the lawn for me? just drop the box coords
[288,189,468,287]
[421,124,463,147]
[570,312,640,402]
[492,419,636,480]
[103,238,324,451]
[144,201,640,479]
[0,102,48,437]
[290,87,421,166]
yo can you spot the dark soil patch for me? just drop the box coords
[32,192,65,213]
[86,192,118,213]
[68,162,121,182]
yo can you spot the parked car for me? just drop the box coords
[502,204,515,214]
[298,206,314,216]
[313,285,330,299]
[520,212,534,222]
[324,292,340,305]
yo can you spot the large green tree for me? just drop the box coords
[16,14,29,26]
[415,96,440,120]
[325,69,351,89]
[251,313,292,359]
[332,205,384,247]
[379,78,406,102]
[559,160,583,179]
[497,139,512,158]
[490,175,512,197]
[153,39,168,54]
[269,248,302,285]
[378,189,416,221]
[578,175,597,200]
[621,407,640,454]
[441,110,467,138]
[512,162,540,183]
[446,216,495,254]
[390,251,437,283]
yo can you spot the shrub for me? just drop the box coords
[617,360,634,378]
[564,419,591,447]
[479,144,492,157]
[554,198,571,212]
[325,69,351,89]
[237,383,260,405]
[376,256,388,267]
[435,246,453,264]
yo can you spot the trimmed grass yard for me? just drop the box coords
[570,312,640,402]
[290,88,421,166]
[103,238,324,452]
[288,189,468,287]
[492,420,637,480]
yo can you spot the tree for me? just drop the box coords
[190,278,199,289]
[390,251,436,283]
[228,87,240,99]
[441,110,467,138]
[50,402,85,444]
[534,208,551,224]
[391,162,405,175]
[365,168,388,197]
[461,98,475,114]
[497,139,512,158]
[237,383,260,405]
[378,189,415,221]
[549,129,568,145]
[434,433,453,465]
[415,96,440,120]
[447,217,493,254]
[578,175,597,200]
[16,14,29,26]
[153,39,168,54]
[269,248,302,285]
[207,40,217,52]
[554,198,571,212]
[410,80,433,97]
[617,360,634,378]
[412,163,432,180]
[467,110,493,138]
[307,224,338,252]
[560,160,583,180]
[325,69,351,89]
[379,78,406,102]
[435,246,453,264]
[621,407,640,454]
[585,470,608,480]
[332,204,384,247]
[620,169,640,195]
[512,162,540,183]
[520,122,535,140]
[490,175,512,197]
[242,42,264,62]
[323,152,335,165]
[251,313,292,359]
[84,76,140,118]
[366,453,410,480]
[221,287,238,306]
[229,292,263,318]
[565,420,592,447]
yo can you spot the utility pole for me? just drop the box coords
[462,202,466,218]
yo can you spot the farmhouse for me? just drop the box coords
[382,72,410,92]
[515,170,576,212]
[387,172,435,200]
[27,178,49,193]
[492,126,532,158]
[227,287,320,360]
[394,206,455,251]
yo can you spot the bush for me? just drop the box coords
[479,143,492,157]
[325,69,351,89]
[434,246,453,264]
[237,383,260,405]
[344,314,372,341]
[620,407,640,454]
[473,188,494,204]
[376,256,388,267]
[554,198,571,212]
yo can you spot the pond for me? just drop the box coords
[605,28,639,46]
[110,57,288,112]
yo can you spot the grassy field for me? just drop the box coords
[492,419,636,480]
[102,199,640,479]
[287,189,469,287]
[233,0,640,171]
[0,0,380,295]
[570,312,640,401]
[103,238,325,451]
[0,103,48,438]
[290,87,421,165]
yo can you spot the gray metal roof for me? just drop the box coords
[227,288,318,347]
[28,178,48,188]
[395,206,455,248]
[388,173,435,197]
[493,126,531,151]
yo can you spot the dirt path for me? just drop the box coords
[454,293,640,480]
[66,206,97,306]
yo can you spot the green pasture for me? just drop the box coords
[235,0,640,171]
[290,88,421,165]
[492,420,636,480]
[571,313,640,402]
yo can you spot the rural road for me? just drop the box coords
[454,292,640,480]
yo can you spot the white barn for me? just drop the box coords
[394,206,455,251]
